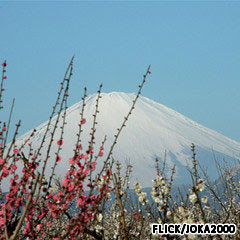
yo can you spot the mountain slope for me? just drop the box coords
[15,92,240,187]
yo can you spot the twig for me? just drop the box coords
[105,65,151,164]
[4,208,9,240]
[3,98,15,150]
[9,173,40,240]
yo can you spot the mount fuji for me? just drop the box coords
[14,92,240,187]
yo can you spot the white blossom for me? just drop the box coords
[189,194,197,204]
[97,213,103,222]
[201,196,208,203]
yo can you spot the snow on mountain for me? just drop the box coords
[15,92,240,187]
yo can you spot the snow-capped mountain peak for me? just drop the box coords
[15,92,240,187]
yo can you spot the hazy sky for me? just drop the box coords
[1,1,240,142]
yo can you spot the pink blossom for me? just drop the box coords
[2,166,9,176]
[69,158,74,164]
[57,139,63,145]
[107,169,112,176]
[36,224,43,231]
[80,118,86,124]
[77,198,84,207]
[46,221,52,227]
[62,179,69,188]
[11,164,17,171]
[13,148,19,154]
[0,158,4,165]
[84,168,90,175]
[77,144,82,150]
[67,184,74,192]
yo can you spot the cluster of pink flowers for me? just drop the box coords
[0,60,153,239]
[0,126,113,239]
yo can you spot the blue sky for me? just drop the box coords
[1,2,240,141]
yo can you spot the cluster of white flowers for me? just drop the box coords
[189,193,197,204]
[188,179,206,204]
[97,213,103,222]
[95,224,104,233]
[178,206,186,217]
[151,176,170,206]
[134,180,149,205]
[94,213,104,234]
[197,179,205,192]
